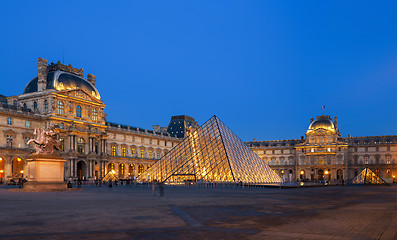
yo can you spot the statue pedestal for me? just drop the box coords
[23,155,67,192]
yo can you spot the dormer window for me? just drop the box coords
[92,109,98,121]
[58,101,64,114]
[76,105,82,118]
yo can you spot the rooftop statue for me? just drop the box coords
[27,125,61,155]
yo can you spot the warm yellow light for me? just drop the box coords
[0,170,3,173]
[17,158,21,161]
[0,157,2,161]
[111,170,115,174]
[300,170,304,175]
[20,170,24,174]
[325,170,329,175]
[281,170,284,174]
[393,176,396,178]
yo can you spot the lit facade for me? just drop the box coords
[247,115,397,183]
[0,58,182,183]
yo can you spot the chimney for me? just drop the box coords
[87,73,96,86]
[253,138,257,142]
[334,116,338,129]
[310,117,314,123]
[37,57,48,92]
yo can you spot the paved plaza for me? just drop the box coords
[0,184,396,240]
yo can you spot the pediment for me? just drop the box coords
[57,89,103,104]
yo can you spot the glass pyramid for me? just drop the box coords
[351,167,388,185]
[139,116,282,185]
[101,171,119,182]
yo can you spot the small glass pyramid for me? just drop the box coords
[102,171,119,182]
[351,167,388,185]
[139,116,282,185]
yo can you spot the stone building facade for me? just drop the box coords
[0,58,182,183]
[247,115,397,184]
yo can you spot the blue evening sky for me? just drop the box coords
[1,1,397,141]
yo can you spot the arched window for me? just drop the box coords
[33,101,37,111]
[131,148,136,157]
[138,164,144,174]
[77,138,85,154]
[12,157,24,177]
[140,149,144,158]
[149,150,152,159]
[129,164,135,177]
[58,101,64,114]
[119,164,125,177]
[76,105,82,118]
[92,109,98,121]
[108,163,114,173]
[44,100,48,113]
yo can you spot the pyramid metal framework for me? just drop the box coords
[139,116,282,184]
[101,171,119,182]
[351,167,388,185]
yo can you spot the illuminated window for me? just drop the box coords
[44,100,48,113]
[7,118,12,125]
[77,138,85,154]
[25,120,31,128]
[129,164,135,176]
[108,163,114,172]
[131,148,136,157]
[119,164,125,176]
[122,147,126,157]
[111,146,116,156]
[140,149,144,158]
[386,155,391,164]
[149,150,152,159]
[311,148,314,152]
[327,148,331,152]
[92,109,98,121]
[364,155,369,164]
[76,105,82,118]
[138,164,144,174]
[58,101,64,114]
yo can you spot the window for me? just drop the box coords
[60,123,64,129]
[131,148,136,157]
[364,155,369,164]
[60,138,64,151]
[354,147,357,152]
[58,101,64,114]
[386,155,391,164]
[376,147,379,152]
[44,100,48,113]
[140,149,144,158]
[365,147,368,152]
[149,150,152,159]
[111,146,116,156]
[6,135,13,147]
[138,164,144,174]
[122,147,126,157]
[25,120,31,128]
[33,101,37,111]
[76,105,82,118]
[387,146,391,151]
[272,150,275,154]
[77,138,85,154]
[120,164,125,175]
[129,164,135,176]
[281,150,284,154]
[7,118,12,125]
[95,142,98,154]
[92,109,98,121]
[157,152,160,159]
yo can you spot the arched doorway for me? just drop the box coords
[317,169,324,181]
[12,157,24,178]
[337,169,343,180]
[138,164,144,175]
[76,161,87,180]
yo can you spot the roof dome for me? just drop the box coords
[307,116,335,132]
[23,71,100,100]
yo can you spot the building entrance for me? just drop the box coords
[77,161,87,180]
[318,169,324,181]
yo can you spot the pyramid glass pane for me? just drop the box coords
[351,168,387,185]
[139,116,282,184]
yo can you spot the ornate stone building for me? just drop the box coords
[0,58,183,183]
[247,115,397,184]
